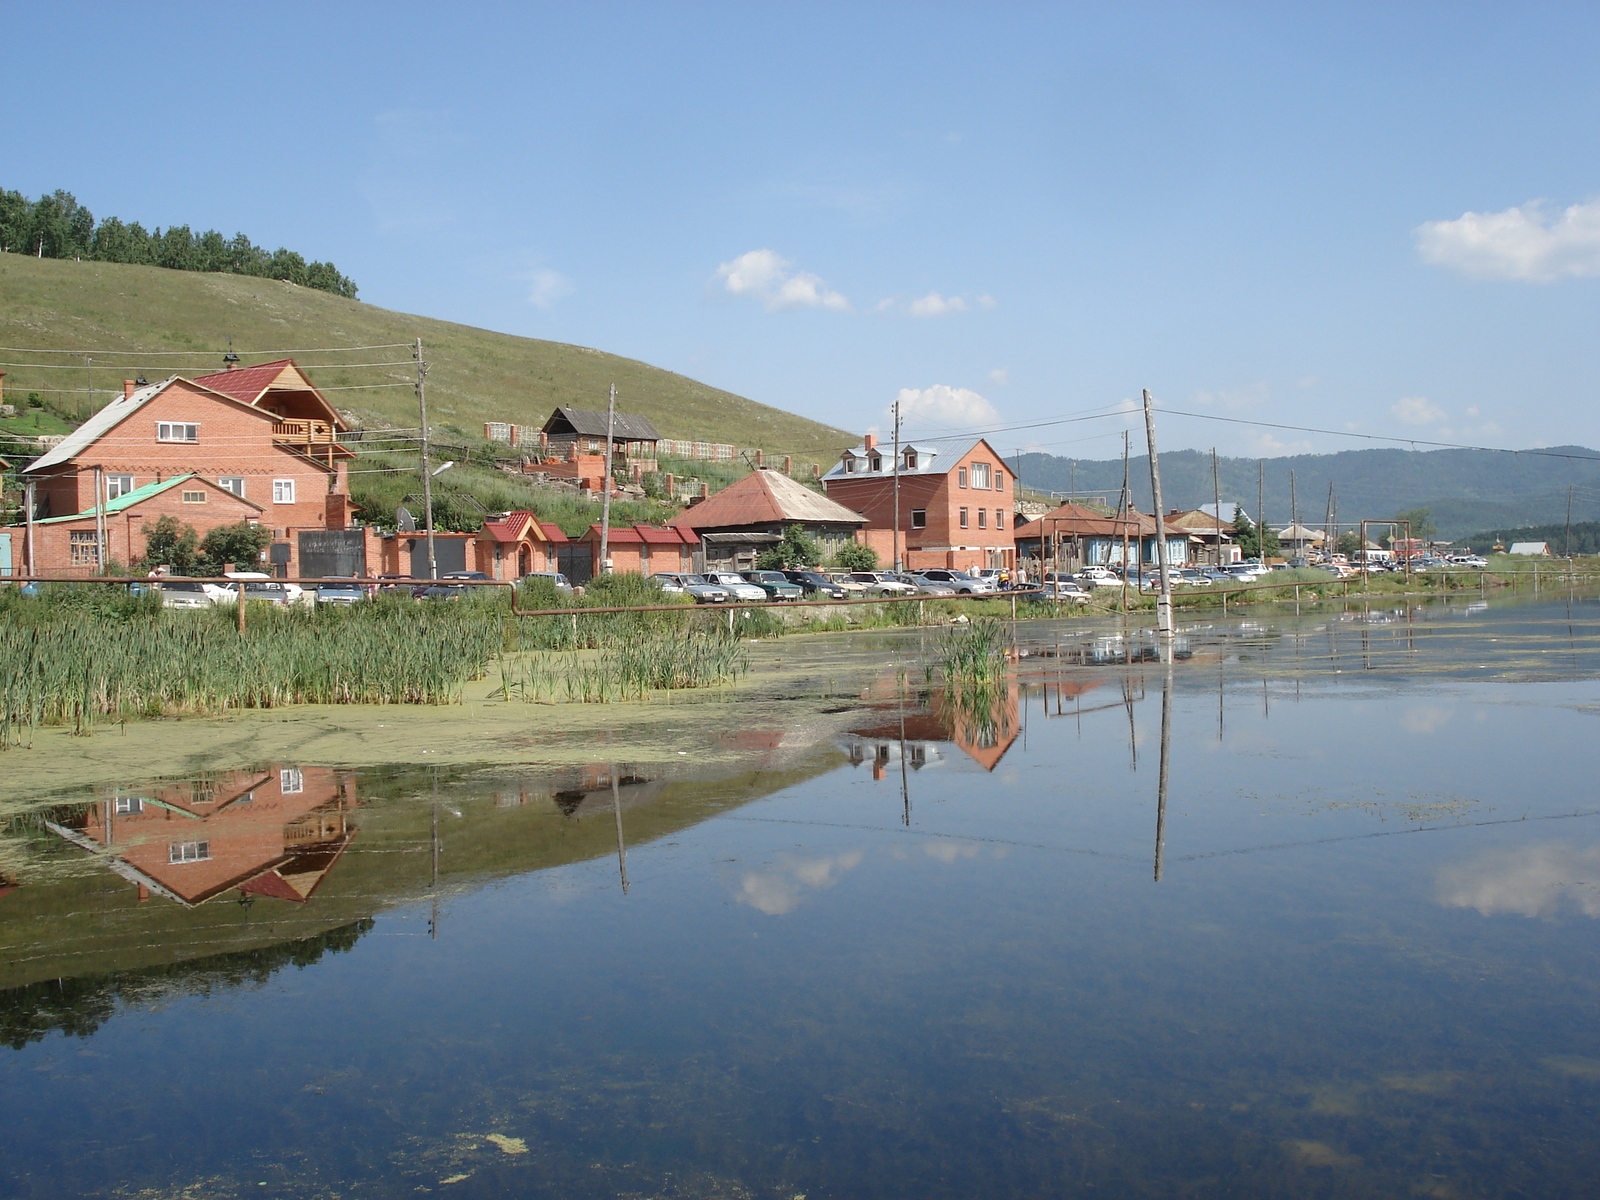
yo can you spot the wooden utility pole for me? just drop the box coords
[1566,485,1574,558]
[93,466,106,574]
[1120,430,1132,604]
[414,339,438,580]
[1289,469,1298,560]
[599,383,617,575]
[1211,448,1222,567]
[1324,481,1335,559]
[23,480,35,575]
[892,399,903,572]
[1142,389,1173,637]
[1257,461,1265,562]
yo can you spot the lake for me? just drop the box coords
[3,591,1599,1198]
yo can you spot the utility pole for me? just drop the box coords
[1289,470,1298,561]
[94,466,106,575]
[1257,461,1265,563]
[599,383,617,575]
[1324,482,1335,560]
[414,339,438,580]
[24,480,36,575]
[1211,448,1222,567]
[892,399,903,572]
[1070,460,1077,501]
[1120,430,1132,604]
[1142,389,1173,638]
[1566,485,1574,558]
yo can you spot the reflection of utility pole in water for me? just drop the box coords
[1154,664,1173,882]
[1122,675,1138,772]
[430,769,440,941]
[898,706,911,827]
[611,767,629,894]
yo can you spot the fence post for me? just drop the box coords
[237,581,246,634]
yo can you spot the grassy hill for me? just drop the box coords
[0,253,852,465]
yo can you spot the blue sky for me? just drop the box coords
[5,2,1600,458]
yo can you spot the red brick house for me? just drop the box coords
[576,523,697,579]
[15,362,355,575]
[822,435,1016,572]
[476,512,568,580]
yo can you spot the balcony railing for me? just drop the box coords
[271,420,337,444]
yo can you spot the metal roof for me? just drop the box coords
[821,435,1004,481]
[189,359,296,404]
[543,406,661,441]
[34,473,263,525]
[23,377,173,473]
[669,469,866,531]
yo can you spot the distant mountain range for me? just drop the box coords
[1009,445,1600,541]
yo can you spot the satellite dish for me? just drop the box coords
[396,506,417,532]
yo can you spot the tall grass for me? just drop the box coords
[492,630,748,703]
[0,588,503,744]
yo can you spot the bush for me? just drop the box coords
[834,542,878,571]
[755,524,820,569]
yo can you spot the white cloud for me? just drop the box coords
[526,268,573,309]
[1436,843,1600,919]
[1399,706,1453,734]
[1417,199,1600,282]
[909,291,969,317]
[714,248,850,312]
[891,384,1000,431]
[735,849,865,915]
[988,367,1009,386]
[1392,396,1447,426]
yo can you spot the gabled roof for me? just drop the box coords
[1014,504,1185,541]
[480,511,537,543]
[1167,509,1234,536]
[1276,524,1325,540]
[538,521,568,544]
[190,359,344,429]
[34,473,263,525]
[669,468,866,531]
[822,435,1008,482]
[24,377,171,473]
[543,406,661,441]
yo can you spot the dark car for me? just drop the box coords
[781,570,848,599]
[313,577,368,606]
[739,570,804,601]
[417,571,493,601]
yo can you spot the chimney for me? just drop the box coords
[700,482,710,499]
[783,455,792,474]
[755,449,764,468]
[863,433,878,452]
[124,379,136,399]
[812,463,821,480]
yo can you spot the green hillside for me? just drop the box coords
[0,253,852,465]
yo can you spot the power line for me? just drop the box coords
[0,343,413,356]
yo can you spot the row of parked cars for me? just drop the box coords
[646,568,1004,603]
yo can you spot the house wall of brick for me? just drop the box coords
[29,380,339,532]
[475,532,560,579]
[825,441,1015,571]
[27,484,263,574]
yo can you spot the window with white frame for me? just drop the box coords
[70,530,101,566]
[959,507,969,528]
[903,450,918,470]
[280,767,304,794]
[272,479,296,504]
[958,467,968,488]
[844,457,857,473]
[219,477,246,498]
[970,462,992,489]
[978,509,987,528]
[113,796,143,815]
[996,509,1006,529]
[157,422,199,443]
[181,491,206,504]
[168,841,210,864]
[869,454,882,471]
[106,475,134,500]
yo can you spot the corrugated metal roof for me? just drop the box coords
[821,435,1003,481]
[34,473,263,525]
[537,521,569,544]
[669,469,866,531]
[480,511,535,543]
[23,377,173,473]
[582,523,696,545]
[543,406,661,441]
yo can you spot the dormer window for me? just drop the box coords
[903,450,918,470]
[844,456,857,474]
[869,454,882,471]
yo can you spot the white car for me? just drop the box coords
[910,569,996,595]
[1041,580,1092,604]
[1074,566,1122,588]
[205,572,309,607]
[703,571,770,602]
[155,580,214,609]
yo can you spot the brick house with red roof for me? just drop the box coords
[575,523,697,579]
[476,511,568,580]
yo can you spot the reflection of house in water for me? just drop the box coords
[50,767,358,907]
[842,680,1024,774]
[550,765,666,817]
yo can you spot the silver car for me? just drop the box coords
[156,580,213,609]
[649,573,730,603]
[910,569,996,595]
[703,571,769,602]
[849,571,917,597]
[891,572,956,597]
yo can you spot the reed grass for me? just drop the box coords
[492,629,748,703]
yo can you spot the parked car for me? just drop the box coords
[312,578,368,606]
[739,570,804,601]
[1041,579,1092,604]
[205,572,307,607]
[909,569,996,595]
[848,571,918,597]
[156,580,213,610]
[1174,569,1213,587]
[376,574,420,596]
[417,571,493,601]
[1074,566,1121,588]
[650,572,730,603]
[519,570,574,595]
[703,571,769,602]
[892,572,957,596]
[826,573,870,597]
[781,570,849,599]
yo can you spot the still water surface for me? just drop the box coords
[3,594,1600,1198]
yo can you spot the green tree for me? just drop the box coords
[1393,507,1436,539]
[140,515,200,573]
[1230,508,1279,559]
[833,541,878,571]
[197,521,273,574]
[756,524,821,569]
[1336,530,1362,558]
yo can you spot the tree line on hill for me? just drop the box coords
[0,187,357,298]
[1459,521,1600,556]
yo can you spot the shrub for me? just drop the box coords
[834,542,878,571]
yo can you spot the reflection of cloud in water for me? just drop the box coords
[736,849,864,915]
[923,841,980,864]
[1436,843,1600,918]
[1401,706,1454,734]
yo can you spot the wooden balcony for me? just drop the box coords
[271,419,337,445]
